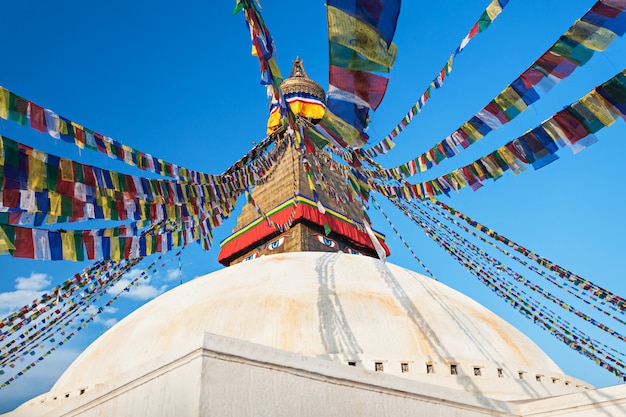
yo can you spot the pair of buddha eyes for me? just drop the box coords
[243,233,361,262]
[243,235,291,261]
[310,234,360,255]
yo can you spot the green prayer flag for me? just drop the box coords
[8,93,28,126]
[324,222,331,236]
[2,138,19,167]
[478,12,492,32]
[232,0,245,15]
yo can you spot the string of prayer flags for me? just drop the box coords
[324,0,401,149]
[0,134,290,237]
[234,0,283,96]
[431,198,626,313]
[362,0,510,158]
[235,0,308,143]
[0,87,202,184]
[370,0,626,172]
[427,199,626,327]
[0,82,282,190]
[1,259,140,367]
[0,215,209,262]
[370,196,435,279]
[0,254,175,388]
[1,261,113,336]
[412,198,626,360]
[371,69,626,201]
[394,197,626,376]
[419,200,626,344]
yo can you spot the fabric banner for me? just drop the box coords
[325,0,401,149]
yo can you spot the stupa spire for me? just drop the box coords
[217,58,389,266]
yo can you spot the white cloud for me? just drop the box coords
[0,289,42,313]
[15,272,51,291]
[124,268,144,281]
[165,268,181,282]
[125,283,168,301]
[94,317,118,328]
[83,306,118,329]
[0,273,52,315]
[107,279,167,301]
[103,306,118,314]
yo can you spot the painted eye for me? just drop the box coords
[315,235,337,248]
[243,252,259,262]
[345,247,361,255]
[267,237,286,251]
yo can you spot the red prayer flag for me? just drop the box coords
[123,237,132,258]
[13,227,34,259]
[74,126,85,148]
[29,102,47,132]
[83,232,95,260]
[468,22,479,38]
[552,110,590,144]
[329,65,389,110]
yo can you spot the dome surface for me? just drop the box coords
[53,252,587,400]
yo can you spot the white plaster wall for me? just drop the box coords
[4,333,625,417]
[7,351,203,417]
[517,384,626,416]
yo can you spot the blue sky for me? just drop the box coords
[1,0,625,412]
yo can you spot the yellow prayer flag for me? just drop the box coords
[580,90,619,127]
[0,226,15,254]
[71,122,85,149]
[451,170,468,188]
[541,119,568,144]
[138,200,148,220]
[460,121,484,142]
[166,205,176,222]
[472,162,486,179]
[58,119,69,136]
[322,110,362,147]
[446,55,454,74]
[496,147,524,175]
[49,191,62,216]
[327,6,397,70]
[486,0,503,21]
[99,197,112,220]
[145,235,153,255]
[104,140,114,157]
[566,21,617,52]
[0,87,9,120]
[29,150,47,192]
[61,232,77,261]
[497,86,528,112]
[110,237,121,260]
[122,145,134,165]
[59,158,74,182]
[109,171,120,191]
[0,136,4,166]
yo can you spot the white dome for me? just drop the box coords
[53,252,588,400]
